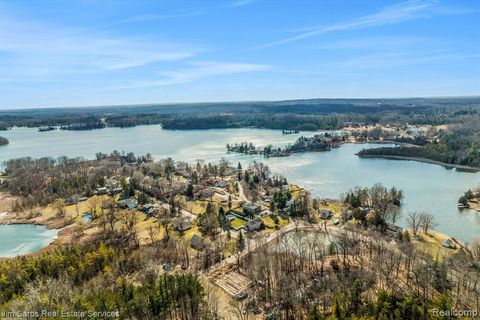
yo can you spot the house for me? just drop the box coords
[145,207,156,217]
[116,198,138,209]
[96,187,108,195]
[190,234,205,251]
[110,187,123,195]
[65,196,79,205]
[242,203,261,216]
[259,210,269,217]
[262,196,273,203]
[442,238,456,249]
[320,209,333,220]
[173,218,192,232]
[246,217,264,232]
[226,214,236,222]
[140,204,156,216]
[214,181,228,188]
[197,188,216,199]
[141,204,155,212]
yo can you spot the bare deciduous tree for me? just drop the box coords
[419,212,437,234]
[407,211,421,235]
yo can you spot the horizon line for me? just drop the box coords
[1,94,480,112]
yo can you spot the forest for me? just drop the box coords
[1,97,480,130]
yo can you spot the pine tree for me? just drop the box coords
[237,230,245,252]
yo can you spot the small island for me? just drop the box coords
[227,133,344,157]
[0,136,9,146]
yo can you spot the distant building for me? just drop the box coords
[262,196,273,203]
[110,187,123,195]
[65,196,79,205]
[259,210,269,217]
[190,234,205,251]
[96,187,108,195]
[197,188,216,199]
[141,204,156,216]
[116,198,138,209]
[246,217,264,232]
[320,209,333,220]
[141,204,154,212]
[173,218,192,232]
[442,238,456,249]
[214,181,228,188]
[242,203,261,216]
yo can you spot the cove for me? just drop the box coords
[0,224,58,258]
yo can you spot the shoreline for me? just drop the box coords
[465,200,480,213]
[1,218,74,229]
[357,154,480,172]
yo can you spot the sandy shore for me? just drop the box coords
[466,201,480,213]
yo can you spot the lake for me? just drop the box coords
[1,125,479,243]
[0,224,58,258]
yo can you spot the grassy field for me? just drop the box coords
[409,230,460,261]
[231,218,246,229]
[262,215,289,229]
[319,204,342,214]
[289,184,304,198]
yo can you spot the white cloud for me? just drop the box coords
[107,61,272,89]
[251,0,437,49]
[0,14,199,79]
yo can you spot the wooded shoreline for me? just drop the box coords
[357,154,480,172]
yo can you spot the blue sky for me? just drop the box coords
[0,0,479,109]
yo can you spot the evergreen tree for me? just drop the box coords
[186,183,194,199]
[237,230,245,252]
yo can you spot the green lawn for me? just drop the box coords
[231,217,246,229]
[263,215,289,228]
[262,216,276,228]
